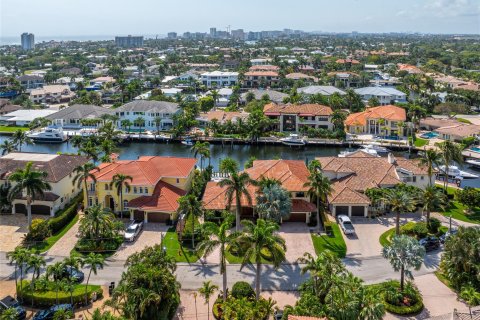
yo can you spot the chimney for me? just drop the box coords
[387,153,396,164]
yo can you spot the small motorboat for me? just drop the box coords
[361,144,389,154]
[339,148,379,157]
[279,134,307,147]
[437,165,479,179]
[466,158,480,169]
[27,126,67,143]
[181,138,194,146]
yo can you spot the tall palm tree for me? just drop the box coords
[197,215,239,300]
[304,161,332,233]
[72,162,98,209]
[219,157,239,174]
[46,261,65,304]
[82,253,104,306]
[110,173,133,218]
[237,219,286,300]
[190,141,210,169]
[0,140,17,155]
[153,116,162,135]
[11,129,33,152]
[437,141,463,192]
[134,116,145,133]
[8,162,51,227]
[80,205,116,240]
[198,281,218,320]
[419,149,442,187]
[26,255,45,306]
[381,189,417,235]
[218,172,256,231]
[7,247,31,299]
[177,195,203,247]
[421,186,446,224]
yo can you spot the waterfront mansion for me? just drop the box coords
[344,105,407,136]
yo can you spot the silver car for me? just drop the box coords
[124,220,143,242]
[337,215,355,235]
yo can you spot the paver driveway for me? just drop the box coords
[0,214,45,252]
[113,223,169,261]
[279,223,315,263]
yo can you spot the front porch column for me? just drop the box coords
[144,211,148,223]
[12,203,16,214]
[332,205,336,217]
[50,207,54,217]
[130,209,134,221]
[364,206,368,217]
[348,206,352,218]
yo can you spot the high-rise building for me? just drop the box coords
[231,29,245,40]
[167,32,177,39]
[210,27,217,38]
[115,35,144,48]
[21,33,35,51]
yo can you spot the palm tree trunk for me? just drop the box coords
[395,211,401,235]
[255,262,261,300]
[207,300,210,320]
[191,213,195,248]
[426,209,430,225]
[14,265,18,299]
[120,191,123,219]
[84,180,89,209]
[27,198,32,228]
[444,164,449,193]
[316,197,321,233]
[222,268,227,301]
[400,265,405,291]
[85,270,91,306]
[235,196,241,232]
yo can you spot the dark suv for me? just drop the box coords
[419,236,440,252]
[33,304,73,320]
[0,296,26,320]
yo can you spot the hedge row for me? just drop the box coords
[18,280,103,308]
[384,299,424,315]
[48,194,83,234]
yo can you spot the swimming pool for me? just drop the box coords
[420,131,439,139]
[470,146,480,153]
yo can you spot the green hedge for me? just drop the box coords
[49,194,83,234]
[18,280,103,308]
[384,299,424,315]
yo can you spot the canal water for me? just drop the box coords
[1,136,479,188]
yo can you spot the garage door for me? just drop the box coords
[15,204,27,214]
[32,205,50,215]
[335,206,349,216]
[133,210,144,221]
[287,212,306,222]
[147,212,170,223]
[352,206,366,217]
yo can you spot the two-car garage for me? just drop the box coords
[331,204,368,217]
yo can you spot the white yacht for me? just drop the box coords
[437,165,479,179]
[27,127,67,143]
[361,144,389,154]
[280,134,307,147]
[339,147,379,157]
[465,159,480,169]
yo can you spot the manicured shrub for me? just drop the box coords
[427,218,441,234]
[48,194,83,234]
[24,219,51,243]
[231,281,255,299]
[400,222,416,236]
[382,280,423,315]
[412,222,428,239]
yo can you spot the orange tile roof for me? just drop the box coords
[336,58,360,64]
[244,71,279,77]
[90,156,196,185]
[292,199,317,212]
[127,181,186,212]
[203,160,311,210]
[345,105,406,126]
[249,65,280,72]
[264,103,333,116]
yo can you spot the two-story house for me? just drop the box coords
[344,105,407,137]
[85,156,197,223]
[114,100,181,131]
[354,87,407,106]
[29,85,76,104]
[201,71,238,88]
[317,151,431,218]
[263,103,334,133]
[46,104,113,129]
[203,160,316,223]
[0,152,88,216]
[243,71,280,88]
[16,75,44,91]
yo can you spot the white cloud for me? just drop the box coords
[423,0,480,18]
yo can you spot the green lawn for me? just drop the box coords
[440,201,480,224]
[29,214,79,253]
[0,126,28,132]
[224,246,273,264]
[311,223,347,258]
[414,137,428,148]
[163,227,201,263]
[379,227,396,247]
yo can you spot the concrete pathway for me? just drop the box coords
[113,223,168,261]
[0,214,46,252]
[279,223,316,263]
[431,212,478,228]
[46,219,81,257]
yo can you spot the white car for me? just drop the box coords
[337,215,355,235]
[124,220,143,242]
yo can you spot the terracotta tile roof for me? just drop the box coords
[264,103,333,116]
[420,117,461,129]
[197,111,249,125]
[127,181,186,212]
[202,160,311,210]
[329,182,371,204]
[395,159,430,175]
[336,58,360,64]
[248,65,280,72]
[244,71,279,77]
[286,73,317,81]
[397,63,424,74]
[292,199,317,212]
[434,124,480,138]
[90,156,196,185]
[345,105,406,126]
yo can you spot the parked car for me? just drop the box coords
[124,220,143,242]
[0,296,26,320]
[440,229,458,244]
[273,310,283,320]
[337,215,355,235]
[33,304,73,320]
[419,236,440,252]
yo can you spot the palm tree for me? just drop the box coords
[190,141,210,169]
[7,247,31,299]
[219,157,239,174]
[153,116,162,135]
[381,188,417,235]
[80,205,116,240]
[121,119,132,133]
[419,149,442,187]
[198,281,218,320]
[177,195,203,247]
[437,141,463,192]
[110,173,133,218]
[218,172,256,231]
[237,219,286,300]
[208,90,220,107]
[256,184,292,223]
[46,262,65,304]
[421,186,446,224]
[304,161,332,233]
[82,253,104,306]
[72,162,98,209]
[8,162,51,227]
[1,140,17,155]
[383,235,425,291]
[11,129,33,152]
[197,215,239,300]
[460,286,480,317]
[0,307,19,319]
[134,116,145,133]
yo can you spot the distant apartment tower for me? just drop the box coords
[21,33,35,51]
[115,35,144,48]
[167,32,177,39]
[231,29,245,40]
[210,27,217,38]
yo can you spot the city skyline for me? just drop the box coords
[1,0,479,39]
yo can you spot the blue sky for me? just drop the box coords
[1,0,479,38]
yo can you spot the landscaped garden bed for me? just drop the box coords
[311,222,347,258]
